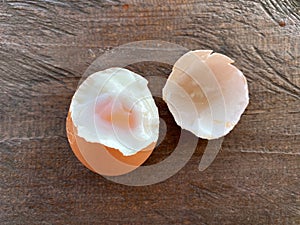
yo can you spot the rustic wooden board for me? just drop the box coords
[1,0,299,224]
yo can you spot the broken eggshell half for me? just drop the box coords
[162,50,249,139]
[67,67,159,176]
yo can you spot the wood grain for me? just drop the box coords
[0,0,299,224]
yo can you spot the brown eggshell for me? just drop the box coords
[66,112,154,176]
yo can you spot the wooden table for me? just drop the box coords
[1,0,299,224]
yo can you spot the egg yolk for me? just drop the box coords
[95,96,137,130]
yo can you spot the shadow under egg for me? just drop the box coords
[143,97,181,166]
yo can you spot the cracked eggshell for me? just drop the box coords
[66,113,155,176]
[67,67,159,176]
[162,50,249,139]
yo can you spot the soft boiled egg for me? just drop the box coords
[162,50,249,139]
[66,68,159,176]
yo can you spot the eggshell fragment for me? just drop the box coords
[162,50,249,139]
[66,113,154,176]
[67,67,159,176]
[70,67,159,156]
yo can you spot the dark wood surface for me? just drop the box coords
[1,0,299,224]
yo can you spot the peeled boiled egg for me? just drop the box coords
[162,50,249,139]
[66,68,159,176]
